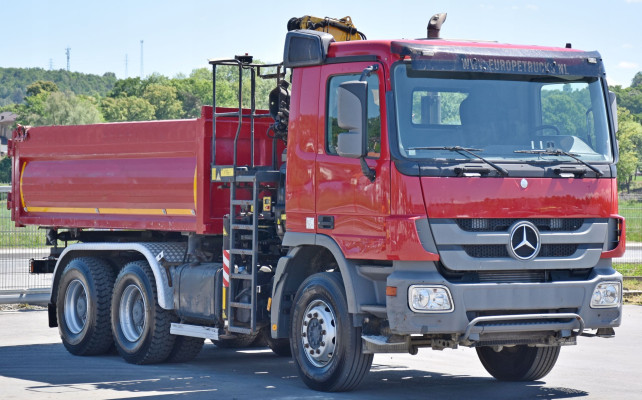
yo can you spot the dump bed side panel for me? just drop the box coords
[10,106,277,234]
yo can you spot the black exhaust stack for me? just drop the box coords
[427,13,447,39]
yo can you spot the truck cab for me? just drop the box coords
[273,29,624,389]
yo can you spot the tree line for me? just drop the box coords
[612,72,642,191]
[0,65,278,127]
[0,67,117,107]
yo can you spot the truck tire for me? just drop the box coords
[251,331,268,347]
[166,336,204,363]
[290,272,373,392]
[476,345,561,381]
[262,328,291,357]
[212,332,258,348]
[56,257,116,356]
[111,260,175,364]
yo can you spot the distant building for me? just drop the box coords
[0,111,18,158]
[0,112,17,157]
[0,112,17,147]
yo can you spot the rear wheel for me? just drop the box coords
[111,261,175,364]
[291,272,372,392]
[262,328,291,357]
[476,345,561,381]
[57,257,115,356]
[212,332,258,348]
[166,336,204,363]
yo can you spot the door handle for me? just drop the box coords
[317,215,334,230]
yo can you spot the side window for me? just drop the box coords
[326,73,381,157]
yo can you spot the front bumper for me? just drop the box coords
[386,261,622,343]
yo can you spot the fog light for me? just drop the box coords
[590,281,621,308]
[409,285,454,313]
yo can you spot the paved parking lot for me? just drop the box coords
[0,306,641,399]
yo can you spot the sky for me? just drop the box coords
[2,0,641,87]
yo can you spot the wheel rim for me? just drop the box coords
[119,284,147,342]
[64,279,88,334]
[301,299,337,368]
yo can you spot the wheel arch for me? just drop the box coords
[270,232,371,338]
[50,242,187,311]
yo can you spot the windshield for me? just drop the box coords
[392,63,613,163]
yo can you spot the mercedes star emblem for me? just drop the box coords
[508,221,541,260]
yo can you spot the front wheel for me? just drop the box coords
[476,345,561,381]
[111,261,175,364]
[290,272,372,392]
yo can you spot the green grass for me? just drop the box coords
[624,279,642,291]
[0,200,48,248]
[615,263,642,277]
[623,279,642,306]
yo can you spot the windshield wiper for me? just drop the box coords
[409,146,509,177]
[514,149,603,177]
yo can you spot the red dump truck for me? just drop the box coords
[8,15,625,392]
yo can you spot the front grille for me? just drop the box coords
[432,217,606,272]
[538,244,579,257]
[464,245,509,258]
[456,218,584,232]
[463,244,578,258]
[435,260,593,283]
[478,270,545,283]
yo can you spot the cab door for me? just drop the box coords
[315,62,390,259]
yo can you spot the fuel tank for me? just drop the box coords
[9,106,280,234]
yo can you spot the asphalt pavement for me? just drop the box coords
[0,306,640,399]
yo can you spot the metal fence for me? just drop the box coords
[618,193,642,275]
[0,187,51,304]
[0,186,641,304]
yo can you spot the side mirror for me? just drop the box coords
[609,91,618,133]
[337,81,368,158]
[283,30,334,68]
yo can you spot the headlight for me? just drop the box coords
[590,281,621,308]
[409,285,454,313]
